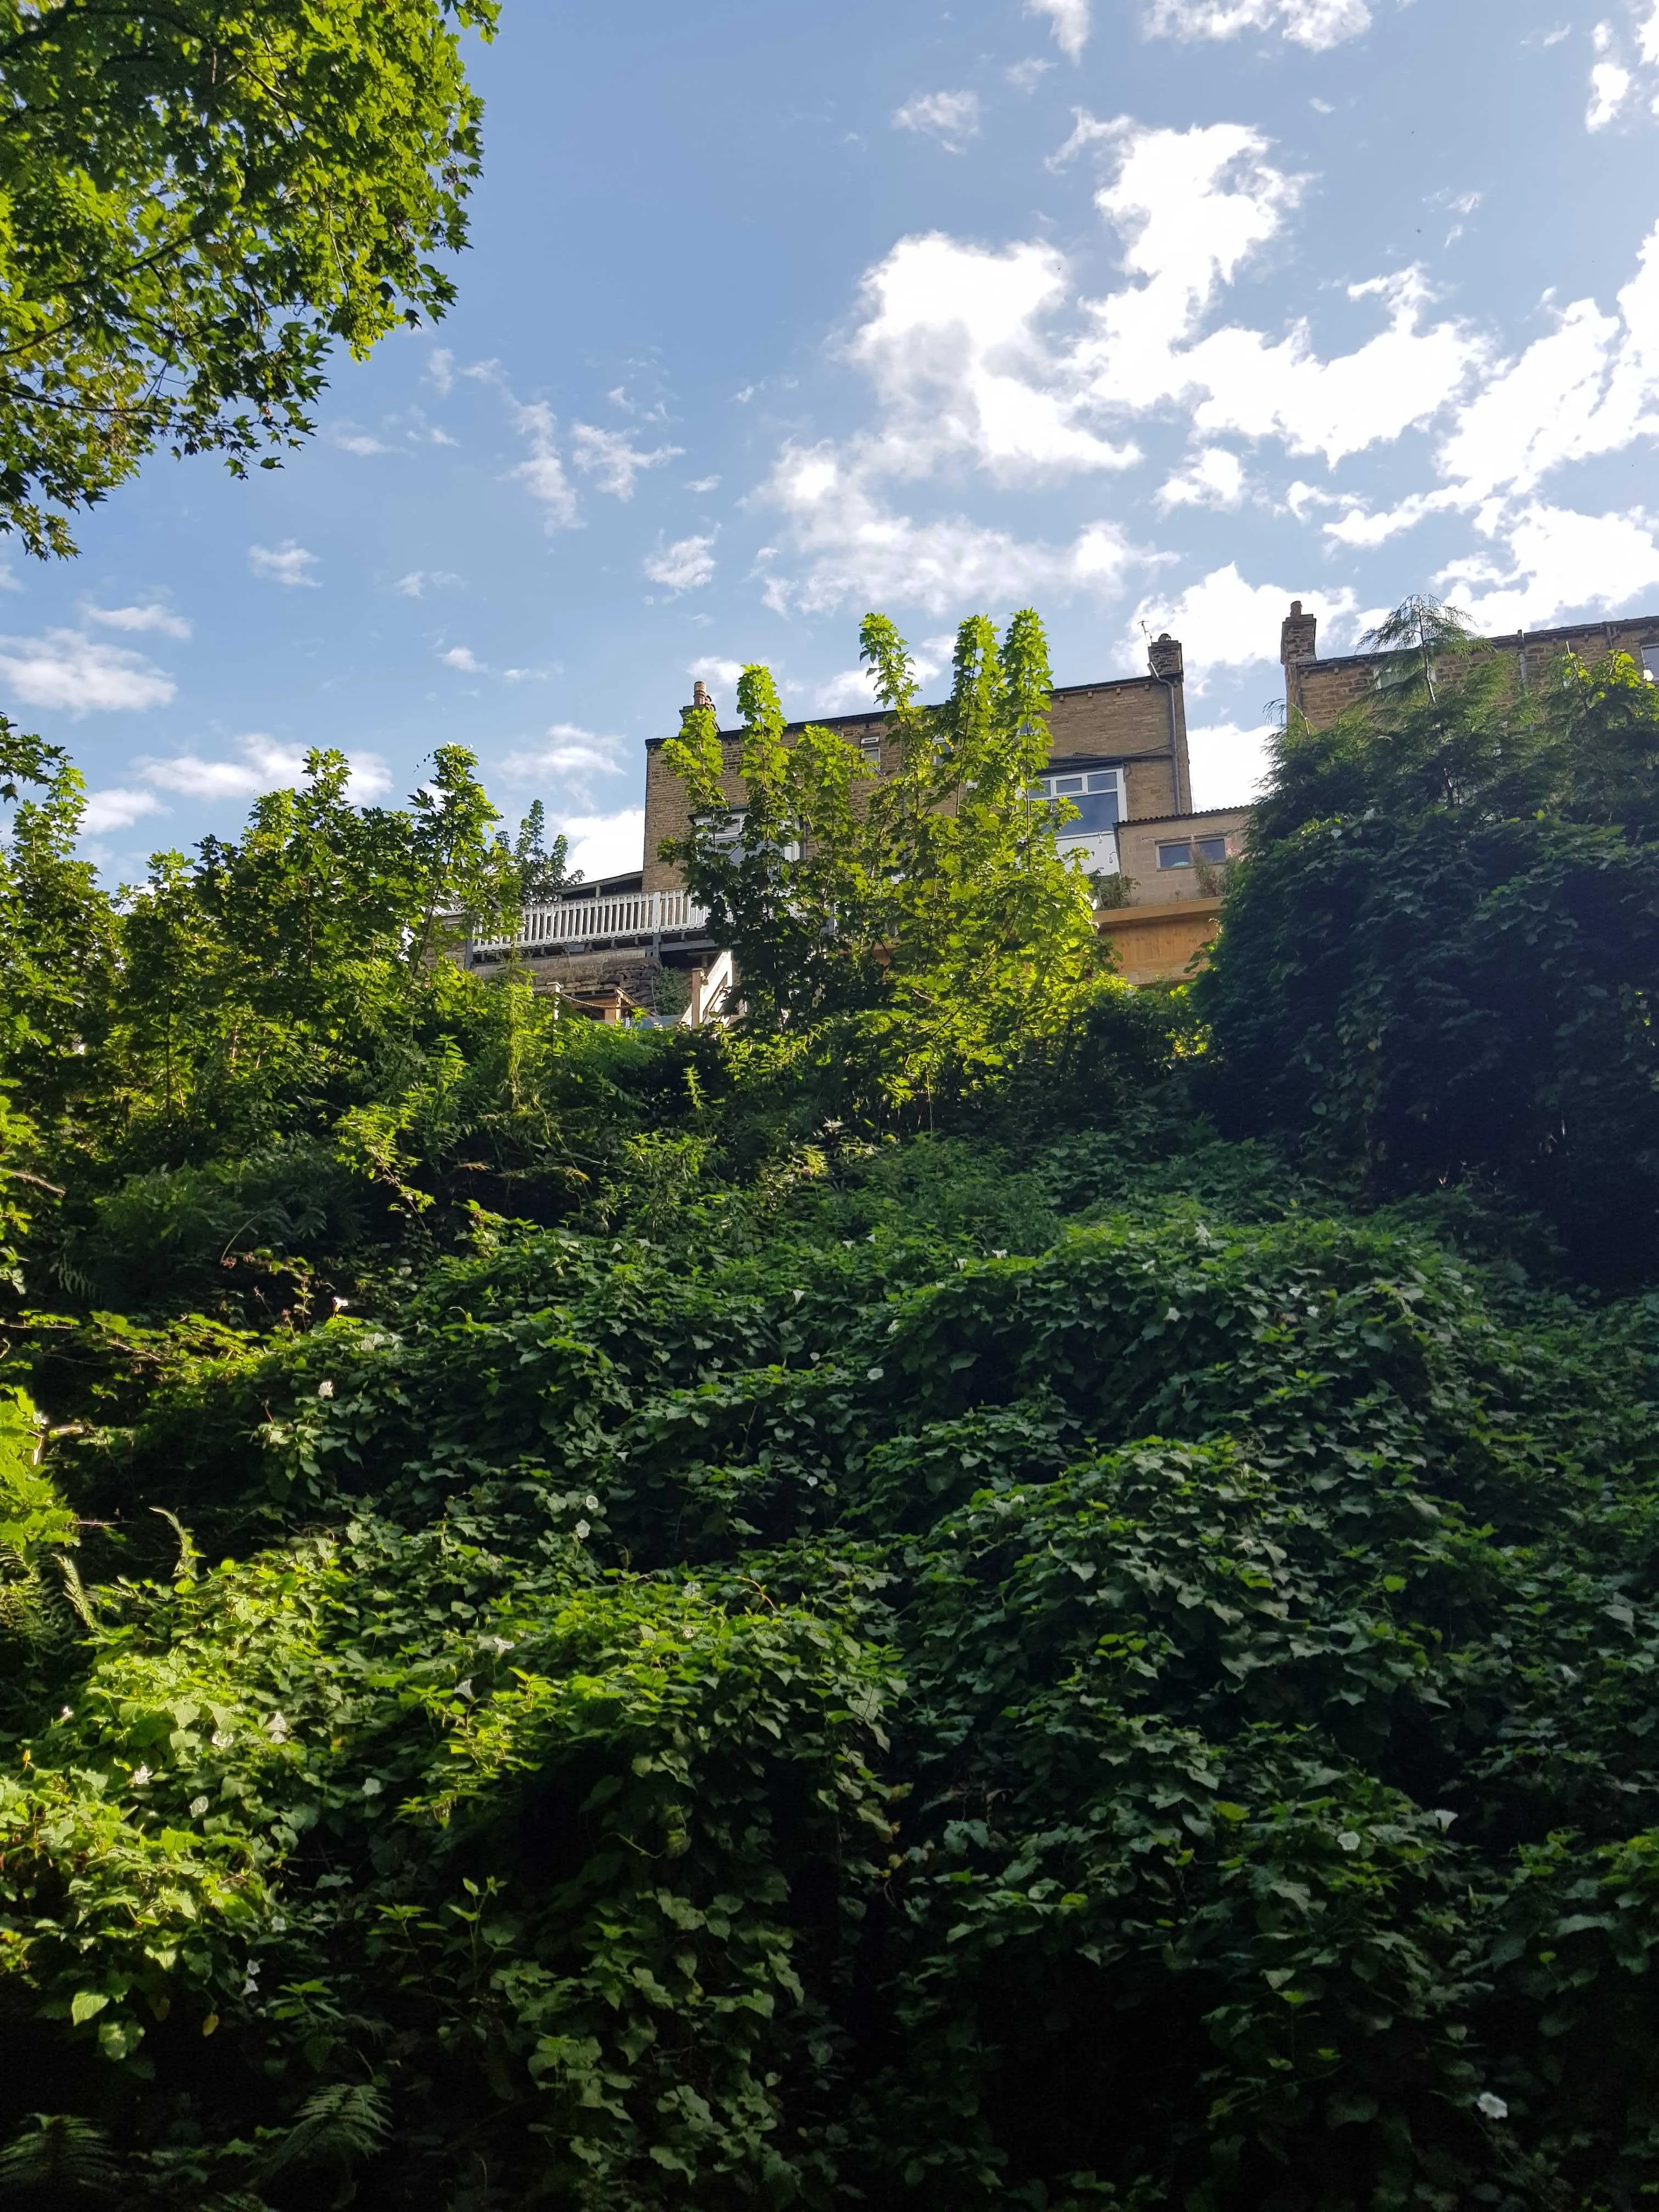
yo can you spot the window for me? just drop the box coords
[1160,833,1231,870]
[859,737,884,777]
[1643,644,1659,683]
[696,812,802,861]
[1032,768,1122,836]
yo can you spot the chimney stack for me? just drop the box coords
[1280,600,1318,668]
[1147,632,1184,683]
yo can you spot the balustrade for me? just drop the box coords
[470,889,710,958]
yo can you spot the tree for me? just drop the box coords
[660,608,1110,1114]
[1198,613,1659,1278]
[497,799,582,905]
[0,0,497,556]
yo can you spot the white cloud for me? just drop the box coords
[1584,11,1659,127]
[1186,721,1274,809]
[1436,502,1659,631]
[1158,445,1246,509]
[1588,59,1633,127]
[814,667,881,714]
[504,664,557,683]
[1143,0,1371,47]
[558,808,646,880]
[764,443,1141,614]
[1028,0,1091,59]
[688,656,746,698]
[1059,125,1483,464]
[334,428,391,456]
[1434,223,1659,500]
[685,475,721,493]
[1178,272,1485,464]
[1006,57,1054,89]
[499,723,626,785]
[1302,221,1659,560]
[0,628,176,713]
[892,90,981,152]
[645,534,717,592]
[394,570,463,599]
[427,348,456,397]
[755,114,1638,625]
[249,541,321,589]
[81,787,166,835]
[441,646,486,673]
[1126,567,1358,681]
[1318,486,1467,546]
[1062,121,1304,400]
[506,399,579,528]
[84,602,191,640]
[850,233,1141,481]
[467,365,581,529]
[571,422,685,498]
[809,633,956,715]
[139,736,391,803]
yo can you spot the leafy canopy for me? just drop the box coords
[1199,625,1659,1276]
[0,0,497,555]
[662,607,1112,1114]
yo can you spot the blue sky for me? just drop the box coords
[11,0,1659,879]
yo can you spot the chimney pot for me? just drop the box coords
[1280,601,1318,667]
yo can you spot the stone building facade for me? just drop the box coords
[469,599,1659,1009]
[1281,601,1659,726]
[641,634,1198,896]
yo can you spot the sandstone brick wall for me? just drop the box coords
[1116,807,1251,906]
[1285,610,1659,730]
[466,945,678,1005]
[642,667,1192,893]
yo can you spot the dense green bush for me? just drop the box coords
[1197,639,1659,1280]
[3,605,1659,2206]
[4,1160,1658,2207]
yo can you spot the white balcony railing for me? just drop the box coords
[470,888,711,960]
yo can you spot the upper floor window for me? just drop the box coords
[1158,833,1232,870]
[1643,644,1659,682]
[859,736,884,777]
[1032,768,1122,836]
[695,811,801,862]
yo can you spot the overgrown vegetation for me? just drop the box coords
[0,605,1656,2211]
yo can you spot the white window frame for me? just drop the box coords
[1032,766,1125,837]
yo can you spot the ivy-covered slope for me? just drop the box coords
[2,610,1658,2209]
[6,1133,1658,2210]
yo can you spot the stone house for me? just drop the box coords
[465,603,1659,1008]
[1282,601,1659,725]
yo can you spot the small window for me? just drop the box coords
[1054,775,1085,794]
[1158,841,1194,870]
[1643,644,1659,683]
[701,810,746,851]
[859,737,883,776]
[1194,834,1231,864]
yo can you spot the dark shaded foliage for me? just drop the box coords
[1197,645,1659,1279]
